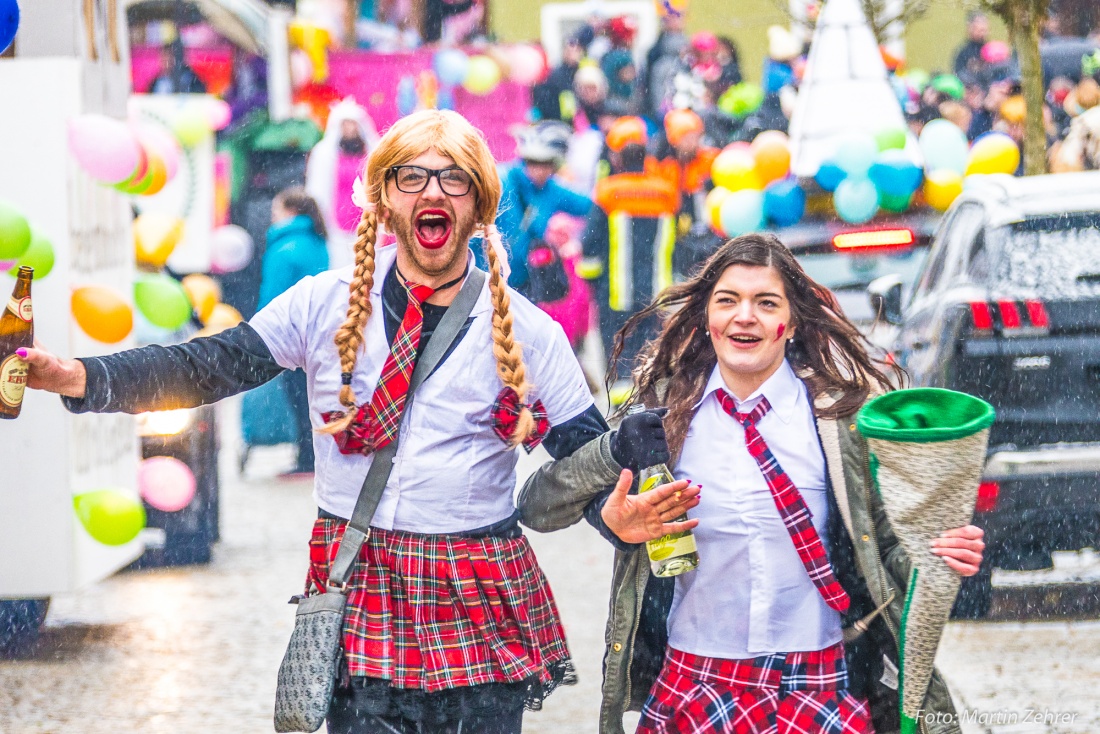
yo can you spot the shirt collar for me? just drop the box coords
[696,359,803,424]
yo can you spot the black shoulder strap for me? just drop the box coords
[328,267,487,588]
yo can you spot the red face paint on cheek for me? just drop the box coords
[777,323,786,339]
[710,325,723,340]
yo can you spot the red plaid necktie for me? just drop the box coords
[363,281,435,450]
[717,389,851,614]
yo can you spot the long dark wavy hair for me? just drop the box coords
[610,233,905,458]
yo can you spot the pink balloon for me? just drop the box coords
[134,122,182,180]
[508,44,547,86]
[0,260,15,271]
[206,99,232,131]
[138,456,197,512]
[68,114,142,184]
[981,41,1010,65]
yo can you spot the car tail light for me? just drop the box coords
[975,481,1000,513]
[1024,299,1050,329]
[968,299,1051,336]
[969,302,994,331]
[997,300,1021,330]
[832,228,915,251]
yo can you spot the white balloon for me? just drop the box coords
[210,225,254,273]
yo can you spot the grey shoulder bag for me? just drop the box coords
[273,267,486,733]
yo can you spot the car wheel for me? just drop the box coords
[0,598,50,656]
[951,563,993,620]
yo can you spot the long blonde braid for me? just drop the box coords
[318,208,378,434]
[482,230,536,447]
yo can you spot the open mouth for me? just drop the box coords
[414,209,452,250]
[727,334,763,348]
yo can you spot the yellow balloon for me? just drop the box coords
[172,105,212,148]
[204,302,243,330]
[965,134,1020,176]
[134,213,184,268]
[463,55,502,96]
[72,286,133,343]
[711,148,762,192]
[923,169,964,212]
[705,186,733,232]
[181,274,221,323]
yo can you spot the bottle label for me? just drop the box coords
[0,353,29,408]
[639,469,698,562]
[6,296,31,323]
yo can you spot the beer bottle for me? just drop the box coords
[627,404,700,577]
[0,266,34,419]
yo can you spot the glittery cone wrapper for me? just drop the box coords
[857,388,995,734]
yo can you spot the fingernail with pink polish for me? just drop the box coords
[15,348,27,358]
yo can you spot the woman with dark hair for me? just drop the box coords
[519,233,984,734]
[259,186,330,476]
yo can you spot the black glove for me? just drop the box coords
[610,408,671,471]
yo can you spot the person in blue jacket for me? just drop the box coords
[259,187,330,476]
[485,122,593,294]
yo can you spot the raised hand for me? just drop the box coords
[601,469,701,544]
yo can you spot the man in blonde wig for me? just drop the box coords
[20,109,682,732]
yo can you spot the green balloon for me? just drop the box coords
[0,200,31,261]
[8,230,55,280]
[930,74,964,101]
[718,83,765,118]
[875,127,908,152]
[73,489,146,546]
[134,274,193,330]
[879,191,913,213]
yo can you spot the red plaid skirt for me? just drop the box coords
[306,518,573,693]
[637,643,873,734]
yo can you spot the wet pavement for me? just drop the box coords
[1,399,1099,733]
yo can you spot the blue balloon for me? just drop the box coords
[918,119,968,175]
[834,177,879,224]
[815,160,847,192]
[437,85,455,111]
[868,150,923,197]
[0,0,18,54]
[834,134,878,177]
[719,190,766,238]
[397,76,418,117]
[763,179,806,227]
[433,49,470,88]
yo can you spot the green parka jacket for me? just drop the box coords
[517,389,963,734]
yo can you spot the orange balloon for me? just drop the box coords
[204,302,243,329]
[72,286,133,343]
[139,153,168,197]
[181,274,221,323]
[134,213,184,268]
[750,131,791,185]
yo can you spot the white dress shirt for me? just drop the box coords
[250,243,593,532]
[667,359,844,658]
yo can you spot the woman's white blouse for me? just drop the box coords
[250,243,593,532]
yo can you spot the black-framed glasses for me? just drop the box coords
[388,165,474,196]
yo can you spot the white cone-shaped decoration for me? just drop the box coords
[787,0,911,176]
[856,388,995,734]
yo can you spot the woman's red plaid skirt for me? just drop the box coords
[306,517,573,694]
[637,643,874,734]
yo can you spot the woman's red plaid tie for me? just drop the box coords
[362,281,436,450]
[716,389,851,614]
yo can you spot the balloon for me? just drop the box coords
[72,286,133,343]
[879,191,913,213]
[181,274,221,323]
[204,302,243,330]
[73,489,146,546]
[918,119,969,175]
[718,190,765,238]
[135,123,181,180]
[172,105,212,148]
[0,200,31,260]
[433,48,470,87]
[834,134,878,178]
[134,274,193,331]
[982,41,1011,65]
[869,150,924,197]
[875,126,908,152]
[711,148,762,191]
[508,44,546,85]
[138,152,169,197]
[923,169,964,211]
[717,83,764,118]
[437,86,455,111]
[763,179,806,227]
[463,55,502,96]
[7,230,55,279]
[138,457,197,512]
[205,98,232,131]
[209,225,254,273]
[834,177,880,224]
[68,114,142,184]
[905,69,931,93]
[965,132,1020,176]
[0,0,18,55]
[397,75,418,116]
[814,160,847,192]
[0,260,13,271]
[133,213,184,268]
[705,186,732,232]
[930,74,965,101]
[750,131,791,185]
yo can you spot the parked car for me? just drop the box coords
[868,171,1100,618]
